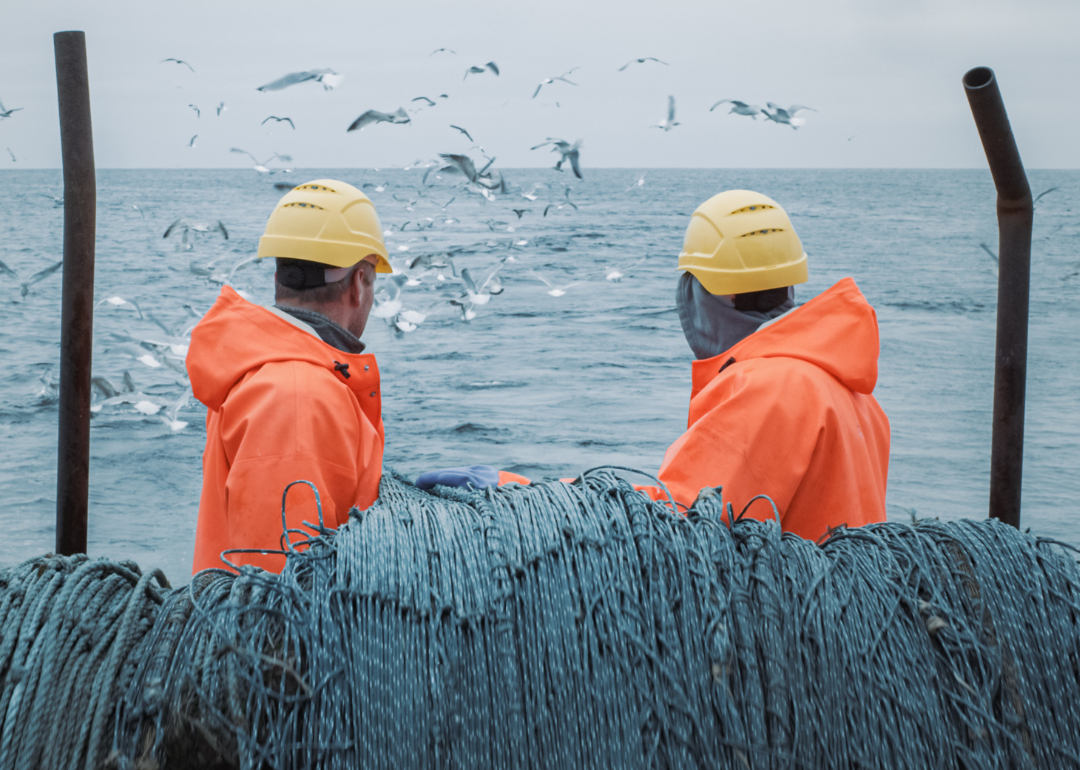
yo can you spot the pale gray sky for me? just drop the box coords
[2,0,1078,169]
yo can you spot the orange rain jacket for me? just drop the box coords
[187,286,384,573]
[650,277,890,540]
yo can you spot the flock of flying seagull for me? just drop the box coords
[153,50,816,174]
[3,50,821,430]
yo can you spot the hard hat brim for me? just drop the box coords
[678,252,808,296]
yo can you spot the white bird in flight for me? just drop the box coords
[96,295,143,318]
[543,184,579,216]
[0,259,62,298]
[530,271,579,297]
[257,69,343,92]
[460,263,506,306]
[216,102,226,116]
[618,57,668,72]
[653,96,680,131]
[464,62,499,80]
[160,58,194,73]
[0,97,23,119]
[347,108,410,132]
[625,172,646,191]
[533,67,579,99]
[188,135,197,148]
[519,182,547,201]
[188,104,200,119]
[163,219,229,250]
[230,147,291,173]
[710,99,764,119]
[371,274,410,319]
[262,115,295,129]
[530,138,583,179]
[159,390,190,432]
[762,103,816,129]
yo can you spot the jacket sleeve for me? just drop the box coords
[217,362,368,571]
[656,365,824,524]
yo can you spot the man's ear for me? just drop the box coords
[347,265,364,308]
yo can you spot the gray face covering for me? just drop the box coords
[676,272,795,360]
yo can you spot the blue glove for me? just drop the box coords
[415,465,500,490]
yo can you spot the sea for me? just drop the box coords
[0,168,1077,580]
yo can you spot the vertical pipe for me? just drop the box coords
[54,31,96,555]
[963,66,1033,528]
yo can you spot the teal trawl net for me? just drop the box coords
[2,470,1079,769]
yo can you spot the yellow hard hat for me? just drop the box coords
[677,190,807,295]
[257,179,392,273]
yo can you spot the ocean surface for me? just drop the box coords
[1,168,1077,579]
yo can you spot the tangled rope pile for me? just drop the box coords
[0,555,169,770]
[3,471,1080,769]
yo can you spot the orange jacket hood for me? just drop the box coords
[188,286,377,410]
[693,277,879,399]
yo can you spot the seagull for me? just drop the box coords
[430,48,456,55]
[512,209,528,219]
[762,103,815,129]
[392,307,435,333]
[435,153,504,191]
[602,256,646,283]
[371,273,410,319]
[0,259,63,298]
[163,219,229,250]
[530,138,583,179]
[347,108,410,132]
[257,69,343,92]
[412,96,436,107]
[542,185,579,216]
[230,147,291,173]
[159,391,190,432]
[7,148,14,162]
[533,67,579,99]
[188,104,200,119]
[653,96,680,131]
[618,57,668,72]
[530,271,579,297]
[216,102,226,116]
[464,62,499,80]
[1034,187,1059,206]
[96,295,143,318]
[262,115,295,129]
[0,98,23,119]
[460,263,505,306]
[450,125,473,141]
[38,193,64,207]
[519,182,547,201]
[188,135,197,148]
[710,99,764,119]
[160,58,195,73]
[91,373,135,401]
[625,172,646,191]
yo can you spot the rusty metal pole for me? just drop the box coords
[54,31,96,555]
[963,66,1033,529]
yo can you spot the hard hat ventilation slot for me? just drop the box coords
[283,202,326,210]
[730,204,776,215]
[738,228,785,237]
[296,184,337,193]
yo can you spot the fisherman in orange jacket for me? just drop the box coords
[187,180,392,573]
[647,190,890,539]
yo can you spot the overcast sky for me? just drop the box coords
[2,0,1078,169]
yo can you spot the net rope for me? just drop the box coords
[1,470,1078,768]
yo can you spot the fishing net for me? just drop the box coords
[2,470,1079,769]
